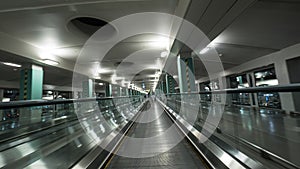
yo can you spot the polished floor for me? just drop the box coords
[105,100,207,169]
[199,103,300,167]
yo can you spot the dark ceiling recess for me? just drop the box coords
[70,17,109,36]
[75,17,108,27]
[114,61,134,67]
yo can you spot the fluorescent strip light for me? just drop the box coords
[42,59,59,65]
[98,68,112,74]
[199,47,210,54]
[2,62,22,68]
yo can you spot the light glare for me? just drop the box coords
[2,62,22,68]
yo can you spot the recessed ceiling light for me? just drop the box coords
[2,62,22,68]
[99,83,104,86]
[41,59,59,65]
[160,51,169,58]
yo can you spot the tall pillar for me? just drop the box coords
[0,89,4,101]
[128,89,132,97]
[275,59,295,112]
[0,89,3,120]
[82,79,93,98]
[177,55,198,123]
[163,81,167,94]
[247,72,258,108]
[115,86,122,97]
[105,83,112,97]
[159,81,163,95]
[19,65,43,125]
[224,77,232,105]
[125,88,129,96]
[177,56,196,93]
[20,65,43,100]
[165,74,170,94]
[165,74,176,94]
[218,76,227,104]
[119,87,123,96]
[161,81,165,94]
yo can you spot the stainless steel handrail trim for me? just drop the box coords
[165,83,300,95]
[0,96,142,109]
[72,100,147,169]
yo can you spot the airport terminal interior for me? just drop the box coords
[0,0,300,168]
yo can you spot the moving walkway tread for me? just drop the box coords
[104,100,209,169]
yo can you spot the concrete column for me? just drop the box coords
[165,74,170,94]
[247,72,258,108]
[224,77,232,105]
[0,89,3,120]
[166,74,177,94]
[196,83,200,92]
[286,56,300,112]
[125,88,129,96]
[274,59,295,112]
[116,86,121,96]
[20,65,43,100]
[19,65,43,125]
[82,79,93,98]
[128,89,132,97]
[0,89,4,101]
[105,83,112,97]
[218,76,227,104]
[160,81,164,95]
[161,81,165,94]
[177,56,196,93]
[118,88,121,97]
[119,87,123,96]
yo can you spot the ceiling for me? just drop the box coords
[191,0,300,80]
[0,0,182,91]
[0,0,299,92]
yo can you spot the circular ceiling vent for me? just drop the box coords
[74,17,107,27]
[68,16,117,40]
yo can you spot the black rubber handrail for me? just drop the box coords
[165,83,300,95]
[0,96,142,109]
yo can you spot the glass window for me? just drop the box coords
[229,74,250,105]
[254,67,281,109]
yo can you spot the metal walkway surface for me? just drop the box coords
[105,100,208,169]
